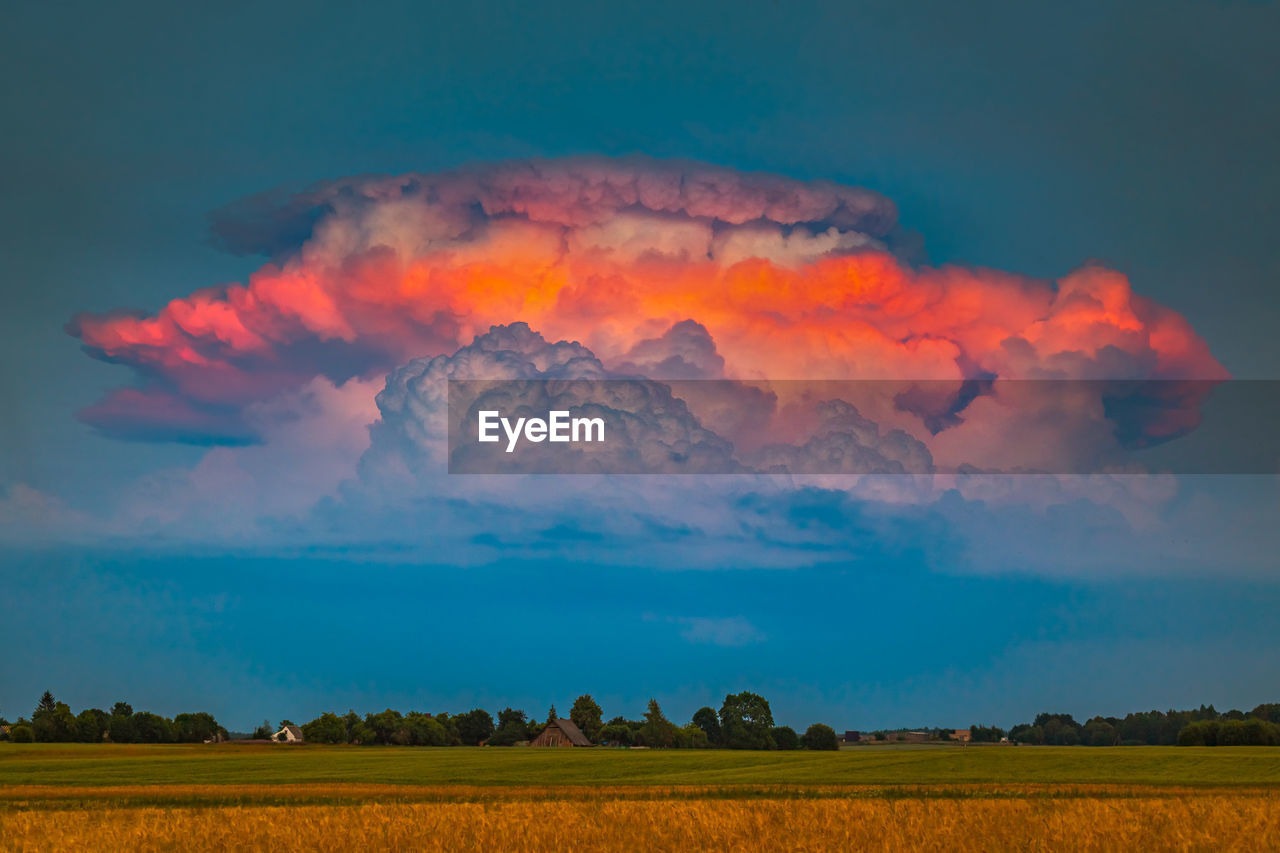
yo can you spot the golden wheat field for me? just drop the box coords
[2,786,1279,852]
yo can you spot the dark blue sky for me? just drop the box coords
[1,0,1277,729]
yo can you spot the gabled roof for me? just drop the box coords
[279,725,303,739]
[552,718,592,747]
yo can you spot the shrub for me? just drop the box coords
[771,726,800,750]
[802,723,839,751]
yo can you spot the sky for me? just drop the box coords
[1,0,1278,731]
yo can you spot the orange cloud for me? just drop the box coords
[68,157,1225,442]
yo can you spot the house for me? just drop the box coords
[0,725,9,738]
[529,718,592,747]
[952,729,971,743]
[842,730,862,744]
[272,724,304,743]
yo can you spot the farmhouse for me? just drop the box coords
[529,718,592,747]
[272,724,304,743]
[953,729,971,743]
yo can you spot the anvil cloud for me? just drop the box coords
[69,157,1225,445]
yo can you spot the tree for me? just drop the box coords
[639,699,677,748]
[692,707,722,746]
[598,723,633,746]
[771,726,800,750]
[32,701,76,742]
[9,724,34,743]
[969,724,1005,743]
[455,709,495,746]
[1082,718,1118,747]
[252,720,274,740]
[364,709,406,745]
[801,723,839,751]
[403,712,451,746]
[546,705,558,725]
[719,692,774,750]
[675,724,710,749]
[75,709,109,743]
[174,712,222,743]
[302,713,348,745]
[132,712,175,743]
[488,708,530,746]
[37,691,57,715]
[570,695,604,742]
[111,702,134,719]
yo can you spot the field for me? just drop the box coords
[2,744,1278,851]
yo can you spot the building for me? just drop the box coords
[843,730,861,744]
[953,729,971,743]
[529,718,592,747]
[890,731,930,743]
[273,724,304,743]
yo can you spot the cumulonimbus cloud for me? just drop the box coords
[68,156,1225,444]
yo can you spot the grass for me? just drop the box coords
[3,745,1277,850]
[1,742,1277,788]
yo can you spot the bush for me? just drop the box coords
[9,725,34,743]
[801,723,839,751]
[771,726,800,750]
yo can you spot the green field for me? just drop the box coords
[1,743,1276,788]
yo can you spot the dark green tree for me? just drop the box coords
[570,695,604,742]
[302,713,348,744]
[639,699,677,748]
[801,723,839,751]
[455,709,495,745]
[131,712,175,743]
[719,692,774,750]
[691,706,722,746]
[364,709,406,745]
[173,712,222,743]
[771,725,800,750]
[75,709,110,743]
[488,708,530,746]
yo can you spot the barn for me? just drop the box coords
[530,718,592,747]
[272,724,304,743]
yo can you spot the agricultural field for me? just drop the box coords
[2,744,1278,851]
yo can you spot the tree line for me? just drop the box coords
[1001,703,1280,747]
[0,692,226,744]
[0,690,838,750]
[291,692,841,750]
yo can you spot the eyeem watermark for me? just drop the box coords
[448,378,1280,475]
[478,410,605,452]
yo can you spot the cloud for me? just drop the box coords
[673,616,765,647]
[68,157,1224,444]
[37,158,1272,582]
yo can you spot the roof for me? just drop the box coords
[551,718,592,747]
[280,725,303,738]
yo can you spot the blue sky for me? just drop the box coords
[1,0,1278,730]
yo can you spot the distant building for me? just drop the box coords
[953,729,971,743]
[893,731,929,743]
[529,718,592,747]
[273,724,304,743]
[843,730,862,744]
